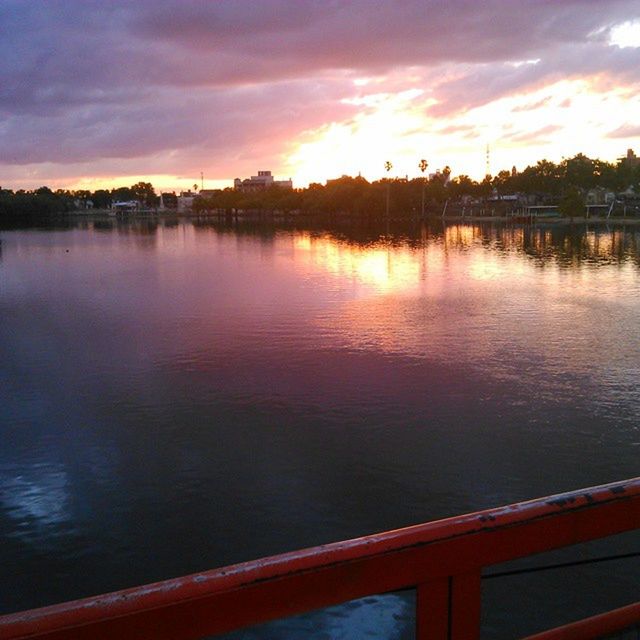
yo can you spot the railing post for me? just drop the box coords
[417,578,449,639]
[417,571,482,640]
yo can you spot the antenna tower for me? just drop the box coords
[485,144,490,177]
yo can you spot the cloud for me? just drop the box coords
[505,125,563,144]
[0,0,639,183]
[436,124,477,135]
[3,1,638,113]
[130,1,638,74]
[511,97,551,113]
[608,123,640,138]
[0,81,356,168]
[427,43,640,117]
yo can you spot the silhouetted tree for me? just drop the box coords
[130,182,158,207]
[91,189,112,209]
[559,187,585,220]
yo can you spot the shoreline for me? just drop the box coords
[440,215,640,225]
[64,210,640,226]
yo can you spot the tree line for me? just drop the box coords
[2,153,639,219]
[193,153,640,217]
[0,182,158,218]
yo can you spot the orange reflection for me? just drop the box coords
[293,233,424,294]
[282,224,640,371]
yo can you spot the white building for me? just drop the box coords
[177,191,198,213]
[233,171,293,192]
[112,200,139,213]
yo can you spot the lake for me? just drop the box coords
[1,217,639,638]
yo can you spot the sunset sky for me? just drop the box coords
[1,1,640,192]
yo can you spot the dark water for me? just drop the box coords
[1,218,639,638]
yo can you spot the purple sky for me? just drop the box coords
[1,1,639,190]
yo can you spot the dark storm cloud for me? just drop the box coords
[131,0,635,71]
[0,0,638,169]
[0,81,355,165]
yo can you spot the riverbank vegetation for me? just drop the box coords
[2,153,639,219]
[194,153,640,218]
[0,182,158,218]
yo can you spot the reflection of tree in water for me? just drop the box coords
[92,220,114,231]
[0,218,78,232]
[4,216,640,269]
[191,218,640,270]
[104,219,161,251]
[116,220,158,235]
[443,222,640,268]
[193,217,278,245]
[192,217,430,249]
[515,225,640,268]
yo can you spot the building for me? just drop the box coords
[177,190,198,213]
[159,192,178,210]
[619,148,640,167]
[73,198,94,210]
[585,187,615,205]
[112,200,139,214]
[233,170,293,192]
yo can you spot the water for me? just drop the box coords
[1,218,639,638]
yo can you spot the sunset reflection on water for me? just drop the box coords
[293,233,422,294]
[1,218,640,638]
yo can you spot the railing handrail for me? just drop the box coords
[2,477,640,640]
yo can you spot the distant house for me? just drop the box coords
[177,191,198,212]
[619,185,639,202]
[585,188,615,205]
[618,148,640,168]
[159,192,178,210]
[112,200,139,214]
[233,170,293,192]
[487,192,519,202]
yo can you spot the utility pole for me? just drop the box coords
[201,171,204,191]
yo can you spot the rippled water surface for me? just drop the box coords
[1,219,639,638]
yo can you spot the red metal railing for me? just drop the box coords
[1,477,639,640]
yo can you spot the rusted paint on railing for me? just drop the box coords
[521,600,640,640]
[1,477,639,640]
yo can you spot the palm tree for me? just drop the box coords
[419,159,428,219]
[384,161,392,216]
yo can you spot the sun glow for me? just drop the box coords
[287,89,435,186]
[30,174,230,194]
[610,20,640,48]
[285,73,640,187]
